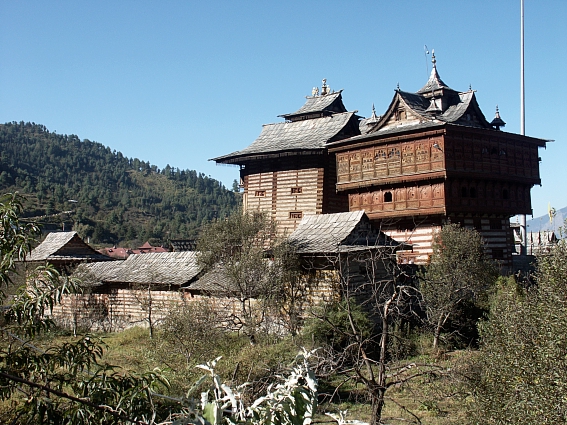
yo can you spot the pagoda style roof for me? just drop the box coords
[329,53,515,149]
[279,91,346,121]
[27,232,112,263]
[213,111,358,164]
[417,64,453,95]
[288,211,401,254]
[78,251,201,287]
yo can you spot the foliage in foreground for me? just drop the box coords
[1,193,321,425]
[0,193,170,424]
[469,235,567,423]
[169,350,317,425]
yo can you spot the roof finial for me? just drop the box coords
[312,86,319,96]
[431,49,436,68]
[396,82,400,91]
[321,78,329,95]
[371,103,378,120]
[469,84,472,91]
[490,104,506,130]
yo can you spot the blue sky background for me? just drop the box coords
[1,1,565,220]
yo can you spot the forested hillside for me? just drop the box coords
[0,121,239,245]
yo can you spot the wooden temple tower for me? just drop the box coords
[214,56,546,268]
[328,54,546,267]
[213,80,360,235]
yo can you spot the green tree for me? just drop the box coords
[468,233,567,423]
[197,211,294,343]
[419,224,498,349]
[0,193,168,424]
[308,245,438,425]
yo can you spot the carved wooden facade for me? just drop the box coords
[329,58,546,267]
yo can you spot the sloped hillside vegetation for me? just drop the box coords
[0,122,239,244]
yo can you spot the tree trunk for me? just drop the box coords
[433,313,448,349]
[371,315,389,425]
[371,389,386,425]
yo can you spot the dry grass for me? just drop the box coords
[0,326,473,424]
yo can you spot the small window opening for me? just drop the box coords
[469,187,477,198]
[490,219,502,230]
[291,187,302,194]
[255,190,266,197]
[384,191,393,203]
[492,248,504,259]
[289,211,303,219]
[461,187,468,197]
[503,189,509,200]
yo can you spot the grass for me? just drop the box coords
[1,325,473,424]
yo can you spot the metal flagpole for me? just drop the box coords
[520,0,527,255]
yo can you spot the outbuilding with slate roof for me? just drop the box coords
[329,53,547,267]
[52,251,204,331]
[213,80,361,234]
[288,210,402,254]
[26,231,112,269]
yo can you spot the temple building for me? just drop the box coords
[329,53,546,266]
[214,56,547,267]
[212,80,361,235]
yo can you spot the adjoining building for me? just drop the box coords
[212,80,361,235]
[26,231,113,270]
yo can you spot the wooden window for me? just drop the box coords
[469,187,477,198]
[491,248,504,259]
[473,218,482,230]
[384,191,393,203]
[291,187,302,194]
[461,187,468,197]
[289,211,303,219]
[490,219,502,230]
[254,190,265,197]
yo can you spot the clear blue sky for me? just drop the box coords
[1,1,565,219]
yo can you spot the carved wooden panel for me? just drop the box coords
[362,149,374,179]
[337,153,349,182]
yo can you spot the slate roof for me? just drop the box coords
[79,251,201,287]
[417,66,453,94]
[279,91,346,119]
[288,211,401,254]
[396,90,486,126]
[213,112,356,163]
[333,89,490,147]
[190,259,271,297]
[27,232,112,262]
[188,264,244,294]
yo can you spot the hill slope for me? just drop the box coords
[526,206,567,234]
[0,121,239,245]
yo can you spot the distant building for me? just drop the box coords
[99,241,169,259]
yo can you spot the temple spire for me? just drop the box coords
[417,50,452,96]
[490,105,506,130]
